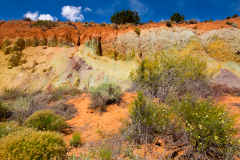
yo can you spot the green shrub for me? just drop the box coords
[98,147,113,160]
[70,132,82,147]
[51,102,77,120]
[127,92,170,144]
[131,53,211,102]
[25,39,32,47]
[0,102,11,121]
[172,96,239,159]
[232,14,239,18]
[135,28,141,36]
[187,19,198,24]
[2,46,11,55]
[32,20,57,29]
[24,110,68,132]
[1,39,11,50]
[8,51,22,68]
[166,21,172,27]
[39,37,48,46]
[170,13,185,23]
[31,36,39,47]
[11,96,36,124]
[0,122,24,138]
[226,21,233,25]
[0,129,67,160]
[14,38,25,51]
[111,10,140,24]
[90,83,122,112]
[49,86,81,102]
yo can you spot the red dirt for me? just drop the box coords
[65,92,136,144]
[1,17,240,45]
[65,93,240,158]
[217,95,240,138]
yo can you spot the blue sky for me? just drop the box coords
[0,0,239,23]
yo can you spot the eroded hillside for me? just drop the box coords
[1,18,240,92]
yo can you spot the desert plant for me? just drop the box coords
[131,53,211,102]
[13,38,25,51]
[98,146,113,160]
[187,19,198,24]
[0,121,24,138]
[70,132,82,147]
[8,51,22,68]
[32,20,57,29]
[0,102,11,121]
[39,37,48,46]
[23,17,31,21]
[2,46,11,55]
[10,95,38,123]
[49,86,81,102]
[135,28,141,36]
[24,38,32,47]
[171,96,239,159]
[226,21,233,25]
[170,13,184,23]
[232,14,239,18]
[166,21,172,27]
[0,88,26,100]
[0,129,67,160]
[51,102,77,120]
[90,83,122,112]
[206,38,240,62]
[111,10,140,24]
[127,92,171,144]
[31,36,39,47]
[24,110,68,132]
[1,39,11,50]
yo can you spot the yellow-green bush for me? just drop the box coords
[0,121,24,138]
[0,129,67,160]
[171,96,239,159]
[131,53,210,102]
[127,92,171,144]
[70,132,82,147]
[24,110,68,132]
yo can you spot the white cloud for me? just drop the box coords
[129,0,148,15]
[61,6,84,22]
[38,14,56,21]
[24,11,56,21]
[24,11,39,21]
[84,7,92,12]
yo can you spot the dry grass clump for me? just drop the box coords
[206,38,240,62]
[90,83,122,112]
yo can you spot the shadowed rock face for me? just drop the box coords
[212,69,240,91]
